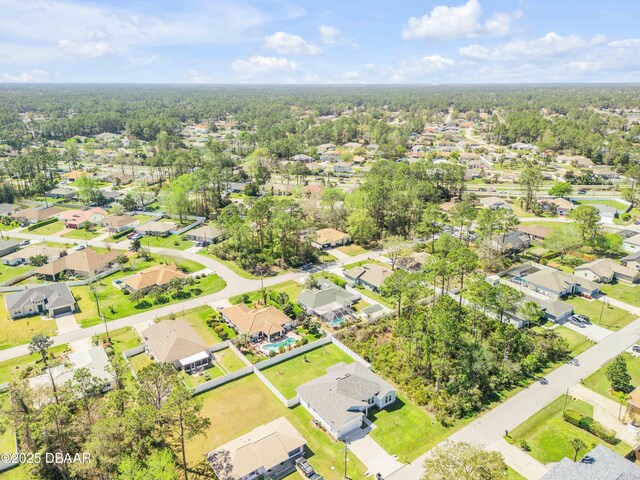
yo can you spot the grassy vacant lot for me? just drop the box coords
[0,299,57,350]
[0,264,33,284]
[93,326,141,356]
[555,326,593,357]
[369,393,450,462]
[261,344,355,399]
[186,374,367,480]
[29,220,66,235]
[0,344,68,384]
[214,347,246,373]
[198,251,259,279]
[574,199,629,210]
[507,396,632,464]
[566,296,636,330]
[601,283,640,307]
[157,306,236,345]
[582,352,640,404]
[144,234,193,250]
[336,244,370,256]
[519,220,574,235]
[73,255,225,327]
[230,280,304,306]
[62,228,102,240]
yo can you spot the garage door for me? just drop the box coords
[51,306,72,316]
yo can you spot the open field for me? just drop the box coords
[198,251,260,279]
[62,228,102,240]
[0,264,34,284]
[185,374,367,480]
[261,344,355,399]
[582,352,640,404]
[29,220,65,235]
[230,280,304,306]
[143,234,193,250]
[336,244,369,256]
[566,296,636,330]
[0,299,57,350]
[507,395,632,464]
[601,283,640,307]
[573,199,629,210]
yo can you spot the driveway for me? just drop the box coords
[346,423,404,478]
[561,319,612,342]
[55,313,80,335]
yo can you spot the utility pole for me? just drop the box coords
[343,439,350,479]
[599,296,606,324]
[562,387,569,415]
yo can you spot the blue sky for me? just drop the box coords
[1,0,639,83]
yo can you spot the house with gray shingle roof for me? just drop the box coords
[344,263,392,293]
[541,445,640,480]
[296,279,360,322]
[0,239,20,258]
[296,362,395,439]
[5,284,76,319]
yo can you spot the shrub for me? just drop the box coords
[27,217,57,231]
[268,350,276,358]
[111,227,133,240]
[518,439,531,451]
[564,409,619,445]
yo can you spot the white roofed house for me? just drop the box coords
[186,225,223,245]
[296,362,396,440]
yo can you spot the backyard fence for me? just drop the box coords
[192,366,253,396]
[65,265,122,287]
[0,270,36,287]
[254,336,332,370]
[171,215,205,236]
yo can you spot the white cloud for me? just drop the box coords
[402,0,519,40]
[58,39,115,58]
[365,63,376,71]
[185,69,213,84]
[0,42,60,64]
[319,25,340,45]
[459,33,607,61]
[232,56,299,79]
[264,32,321,56]
[0,69,49,82]
[341,70,360,79]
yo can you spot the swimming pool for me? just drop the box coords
[262,337,297,353]
[328,317,346,327]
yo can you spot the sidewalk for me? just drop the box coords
[489,438,548,480]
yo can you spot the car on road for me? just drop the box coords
[19,240,30,247]
[577,189,587,194]
[295,458,315,477]
[73,244,86,251]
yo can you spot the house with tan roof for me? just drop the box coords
[311,228,351,249]
[35,248,120,280]
[186,225,223,245]
[220,304,296,343]
[540,197,573,216]
[61,207,108,229]
[142,320,210,372]
[123,264,186,293]
[207,417,306,480]
[479,196,511,210]
[344,263,392,292]
[100,215,140,233]
[62,170,87,181]
[2,244,65,266]
[574,258,640,284]
[134,220,177,237]
[12,206,64,224]
[516,224,552,242]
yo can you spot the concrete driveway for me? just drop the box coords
[346,423,404,478]
[55,313,80,334]
[561,319,612,342]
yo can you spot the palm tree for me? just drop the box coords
[569,437,586,461]
[29,334,53,366]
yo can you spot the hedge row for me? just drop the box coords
[27,217,58,231]
[563,409,619,445]
[111,227,134,240]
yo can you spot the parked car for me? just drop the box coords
[568,316,586,327]
[310,474,324,480]
[295,458,315,477]
[574,314,590,324]
[73,244,86,251]
[632,345,640,354]
[19,240,30,247]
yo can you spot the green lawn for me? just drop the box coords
[214,347,246,373]
[0,344,68,384]
[93,327,141,356]
[555,326,593,357]
[62,228,102,240]
[519,220,574,235]
[0,395,16,454]
[261,344,355,399]
[186,374,367,480]
[573,199,629,210]
[73,255,225,327]
[369,393,450,462]
[128,353,152,372]
[582,352,640,404]
[601,283,640,307]
[29,220,65,235]
[0,466,31,480]
[566,296,636,330]
[0,299,57,350]
[507,395,632,464]
[158,306,236,345]
[198,251,259,279]
[143,234,193,250]
[353,284,395,308]
[336,244,370,256]
[179,364,226,387]
[0,264,34,284]
[506,467,526,480]
[230,280,304,306]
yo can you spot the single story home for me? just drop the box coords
[0,239,20,258]
[296,279,361,322]
[359,304,385,321]
[574,258,640,284]
[61,207,108,229]
[397,251,429,272]
[123,264,186,293]
[109,173,135,185]
[541,445,640,480]
[46,187,77,199]
[28,346,115,403]
[220,304,296,343]
[186,225,223,245]
[593,204,618,224]
[540,197,573,216]
[296,362,396,440]
[311,228,351,249]
[621,252,640,270]
[207,417,306,480]
[333,162,352,174]
[142,320,211,373]
[510,293,574,326]
[62,170,86,181]
[101,215,140,233]
[491,231,531,253]
[2,244,65,266]
[12,206,64,224]
[5,283,76,319]
[344,263,392,292]
[35,248,120,280]
[516,266,600,299]
[623,234,640,254]
[292,154,313,163]
[516,225,552,242]
[317,143,336,154]
[479,196,511,210]
[134,221,177,237]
